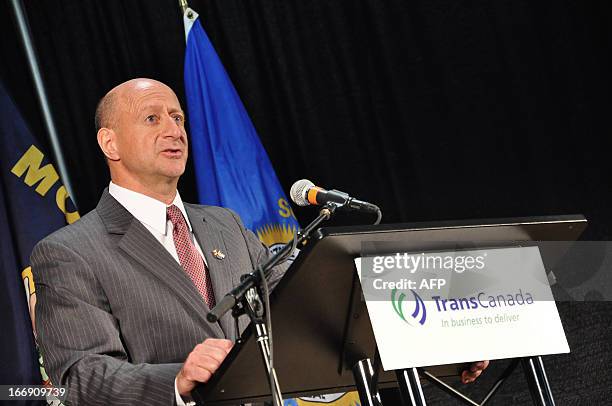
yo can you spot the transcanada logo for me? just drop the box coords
[432,289,534,311]
[391,289,535,326]
[391,289,427,326]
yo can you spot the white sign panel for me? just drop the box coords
[355,246,569,370]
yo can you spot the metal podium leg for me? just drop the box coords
[352,359,383,406]
[522,356,556,406]
[396,368,427,406]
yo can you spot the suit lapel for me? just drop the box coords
[97,189,225,338]
[186,205,239,340]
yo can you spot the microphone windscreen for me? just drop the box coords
[290,179,314,206]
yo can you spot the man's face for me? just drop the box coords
[112,81,188,186]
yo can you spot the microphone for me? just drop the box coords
[289,179,380,213]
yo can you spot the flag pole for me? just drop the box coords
[10,0,77,207]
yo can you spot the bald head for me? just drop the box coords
[96,78,176,132]
[95,78,187,202]
[94,91,117,132]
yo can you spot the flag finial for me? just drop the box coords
[178,0,189,15]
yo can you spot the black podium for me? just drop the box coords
[193,215,586,405]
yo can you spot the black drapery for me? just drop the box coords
[2,0,610,237]
[1,0,611,403]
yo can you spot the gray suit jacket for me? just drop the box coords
[31,189,288,405]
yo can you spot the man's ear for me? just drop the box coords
[97,128,120,161]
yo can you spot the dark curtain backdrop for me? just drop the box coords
[1,0,610,237]
[1,0,610,404]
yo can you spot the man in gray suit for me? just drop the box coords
[31,78,287,405]
[31,78,488,405]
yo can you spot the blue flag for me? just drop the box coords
[0,81,79,393]
[182,10,361,406]
[183,9,298,250]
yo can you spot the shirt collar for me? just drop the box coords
[108,181,193,236]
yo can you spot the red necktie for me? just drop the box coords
[166,205,216,307]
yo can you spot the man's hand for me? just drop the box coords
[461,360,489,384]
[176,338,234,396]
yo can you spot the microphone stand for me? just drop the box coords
[207,203,339,405]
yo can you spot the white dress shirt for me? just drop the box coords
[108,181,207,266]
[108,182,201,406]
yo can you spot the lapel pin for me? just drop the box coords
[212,249,226,260]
